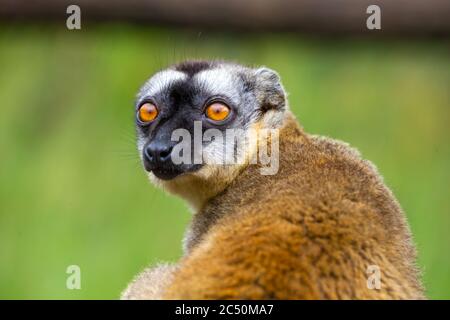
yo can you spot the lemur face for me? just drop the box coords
[135,60,286,184]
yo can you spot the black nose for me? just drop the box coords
[144,142,174,164]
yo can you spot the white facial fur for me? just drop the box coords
[194,66,241,106]
[138,69,187,98]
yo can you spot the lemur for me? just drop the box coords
[121,60,424,299]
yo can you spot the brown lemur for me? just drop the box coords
[121,60,424,299]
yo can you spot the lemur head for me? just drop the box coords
[135,60,287,210]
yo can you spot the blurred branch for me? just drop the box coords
[0,0,449,35]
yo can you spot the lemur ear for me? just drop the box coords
[254,67,286,111]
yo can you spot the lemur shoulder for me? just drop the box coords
[121,60,424,299]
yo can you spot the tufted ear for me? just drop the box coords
[254,67,286,111]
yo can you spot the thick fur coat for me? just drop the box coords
[122,61,424,299]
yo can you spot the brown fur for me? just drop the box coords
[167,113,423,299]
[123,111,424,299]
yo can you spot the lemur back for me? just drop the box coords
[160,114,424,299]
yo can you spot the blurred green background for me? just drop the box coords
[0,24,448,299]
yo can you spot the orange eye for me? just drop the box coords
[205,102,230,122]
[138,103,158,123]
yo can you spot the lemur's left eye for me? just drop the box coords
[205,102,230,122]
[138,103,158,123]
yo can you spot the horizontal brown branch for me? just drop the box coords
[0,0,449,35]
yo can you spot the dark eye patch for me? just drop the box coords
[168,80,198,106]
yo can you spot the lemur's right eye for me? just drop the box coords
[138,103,158,124]
[205,102,230,122]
